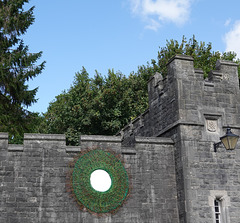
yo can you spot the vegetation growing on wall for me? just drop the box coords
[67,149,130,215]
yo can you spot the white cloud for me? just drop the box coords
[145,18,161,31]
[224,18,231,27]
[224,20,240,58]
[129,0,192,30]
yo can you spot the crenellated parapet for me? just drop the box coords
[0,133,65,152]
[120,55,240,144]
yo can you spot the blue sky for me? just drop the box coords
[23,0,240,113]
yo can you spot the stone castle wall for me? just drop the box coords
[0,133,179,223]
[1,55,240,222]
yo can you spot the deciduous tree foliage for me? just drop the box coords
[45,67,149,145]
[154,35,240,78]
[0,0,45,143]
[45,36,239,145]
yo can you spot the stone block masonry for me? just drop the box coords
[1,55,240,222]
[119,55,240,222]
[0,133,178,223]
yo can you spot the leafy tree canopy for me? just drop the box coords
[44,35,239,145]
[45,67,149,145]
[0,0,45,143]
[152,35,240,78]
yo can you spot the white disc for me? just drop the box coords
[90,169,112,192]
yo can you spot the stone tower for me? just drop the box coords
[120,55,240,222]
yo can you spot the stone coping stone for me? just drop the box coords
[80,135,122,143]
[0,132,8,139]
[135,137,174,145]
[216,59,239,67]
[24,133,66,141]
[167,54,194,66]
[8,144,24,152]
[66,146,81,153]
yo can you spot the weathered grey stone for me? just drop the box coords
[1,55,240,222]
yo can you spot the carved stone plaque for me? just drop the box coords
[207,120,217,132]
[223,73,229,81]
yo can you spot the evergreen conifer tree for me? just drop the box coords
[0,0,45,142]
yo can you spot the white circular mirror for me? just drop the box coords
[90,169,112,192]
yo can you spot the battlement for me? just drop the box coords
[149,55,239,102]
[120,55,240,143]
[0,132,173,152]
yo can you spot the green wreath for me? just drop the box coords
[72,149,129,214]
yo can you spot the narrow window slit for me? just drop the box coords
[214,199,221,223]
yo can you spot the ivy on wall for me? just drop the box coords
[67,149,130,216]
